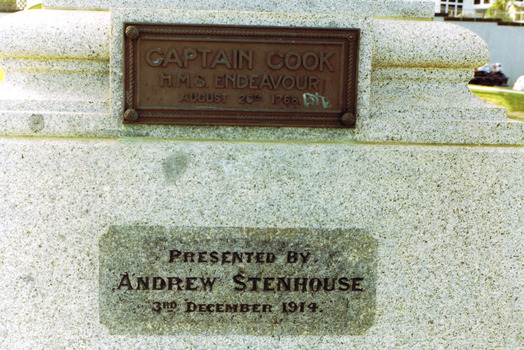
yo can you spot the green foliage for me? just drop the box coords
[486,0,513,19]
[491,0,511,10]
[470,86,524,122]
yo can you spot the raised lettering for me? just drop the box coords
[284,51,301,71]
[238,49,253,70]
[159,73,172,87]
[145,48,163,66]
[266,51,283,69]
[319,51,335,72]
[210,49,232,69]
[183,48,197,67]
[197,48,211,68]
[162,47,184,67]
[302,51,319,71]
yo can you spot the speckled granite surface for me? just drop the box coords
[0,139,522,348]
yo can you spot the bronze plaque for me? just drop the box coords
[123,24,359,128]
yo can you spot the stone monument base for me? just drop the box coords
[0,1,522,348]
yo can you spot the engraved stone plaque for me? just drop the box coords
[123,24,359,127]
[100,226,377,335]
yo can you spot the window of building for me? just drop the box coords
[439,0,467,15]
[474,0,481,4]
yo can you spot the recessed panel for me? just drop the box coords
[100,226,377,335]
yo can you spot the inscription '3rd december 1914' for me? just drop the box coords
[123,25,359,127]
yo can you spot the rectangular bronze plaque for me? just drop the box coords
[123,24,359,127]
[100,226,377,335]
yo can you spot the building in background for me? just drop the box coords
[436,0,466,17]
[434,16,524,86]
[434,0,524,86]
[435,0,524,18]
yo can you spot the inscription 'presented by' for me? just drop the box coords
[99,226,377,336]
[123,24,359,127]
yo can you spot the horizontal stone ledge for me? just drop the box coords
[0,10,110,60]
[43,0,435,18]
[1,111,523,146]
[372,19,490,69]
[356,117,524,145]
[0,58,109,72]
